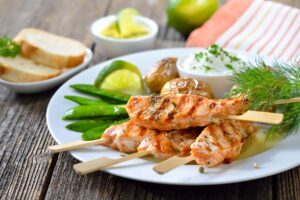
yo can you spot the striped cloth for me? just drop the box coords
[186,0,300,63]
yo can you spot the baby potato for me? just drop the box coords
[144,57,179,93]
[160,77,214,98]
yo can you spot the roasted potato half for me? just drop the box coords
[144,57,179,93]
[160,77,214,98]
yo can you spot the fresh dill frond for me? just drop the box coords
[228,59,300,137]
[229,59,300,110]
[268,103,300,137]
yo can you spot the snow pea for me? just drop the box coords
[64,95,110,106]
[63,105,128,120]
[81,118,129,141]
[70,84,131,102]
[66,119,114,132]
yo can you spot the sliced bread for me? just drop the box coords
[15,28,87,69]
[0,56,61,82]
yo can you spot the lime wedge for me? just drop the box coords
[117,8,148,37]
[94,60,145,95]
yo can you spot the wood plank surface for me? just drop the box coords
[0,0,110,199]
[0,0,299,200]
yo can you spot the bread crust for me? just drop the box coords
[0,58,61,82]
[20,40,85,69]
[15,28,86,69]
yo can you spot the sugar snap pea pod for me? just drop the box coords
[64,95,110,106]
[81,125,109,141]
[70,84,131,102]
[63,105,127,120]
[66,119,114,132]
[81,119,129,141]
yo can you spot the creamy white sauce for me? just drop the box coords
[182,45,246,75]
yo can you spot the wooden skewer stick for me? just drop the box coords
[153,156,194,174]
[75,110,282,174]
[73,151,150,175]
[48,110,283,153]
[75,110,283,175]
[225,110,283,124]
[273,97,300,105]
[48,138,110,153]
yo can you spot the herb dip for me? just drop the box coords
[183,45,246,75]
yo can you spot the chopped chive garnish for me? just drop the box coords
[204,66,212,72]
[195,52,204,61]
[225,64,234,70]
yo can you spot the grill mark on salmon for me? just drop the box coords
[188,96,203,116]
[155,97,170,121]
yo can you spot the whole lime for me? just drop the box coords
[167,0,219,36]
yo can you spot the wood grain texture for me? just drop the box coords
[0,0,299,200]
[0,0,110,199]
[46,151,274,200]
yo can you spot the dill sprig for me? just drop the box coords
[268,103,300,137]
[228,59,300,137]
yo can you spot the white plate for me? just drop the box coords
[0,49,93,93]
[46,48,300,185]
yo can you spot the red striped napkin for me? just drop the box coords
[186,0,300,63]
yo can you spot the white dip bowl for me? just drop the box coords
[176,51,247,98]
[91,15,158,58]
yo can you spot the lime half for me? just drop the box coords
[94,60,145,95]
[117,8,148,37]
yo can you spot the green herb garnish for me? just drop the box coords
[199,167,205,173]
[195,52,203,61]
[208,44,243,63]
[171,102,177,107]
[149,109,155,115]
[268,103,300,137]
[229,55,239,62]
[203,66,212,72]
[150,97,157,106]
[207,44,221,57]
[0,36,21,58]
[225,64,235,70]
[229,59,300,137]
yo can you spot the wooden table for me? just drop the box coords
[0,0,299,199]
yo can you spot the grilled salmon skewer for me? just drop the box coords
[74,120,257,175]
[48,120,200,154]
[74,121,200,174]
[100,120,200,160]
[50,94,282,153]
[126,94,248,130]
[154,120,257,174]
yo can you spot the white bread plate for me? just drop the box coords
[0,49,93,93]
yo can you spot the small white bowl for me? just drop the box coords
[91,15,158,58]
[0,49,93,93]
[177,54,235,98]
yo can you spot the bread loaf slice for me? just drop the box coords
[0,56,61,82]
[15,28,87,69]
